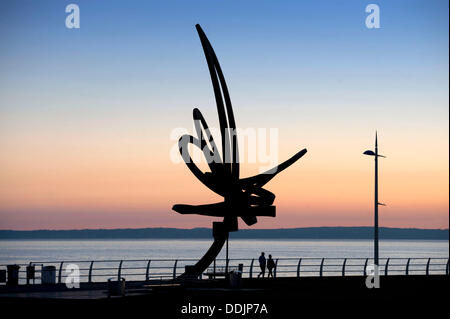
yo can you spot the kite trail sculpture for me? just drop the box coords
[173,24,307,278]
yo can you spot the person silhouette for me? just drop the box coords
[257,252,266,278]
[267,254,275,278]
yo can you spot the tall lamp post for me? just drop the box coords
[363,132,386,266]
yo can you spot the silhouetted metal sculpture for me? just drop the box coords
[173,24,307,278]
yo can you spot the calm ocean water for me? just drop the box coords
[0,239,448,265]
[0,239,447,282]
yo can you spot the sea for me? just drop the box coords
[0,239,448,282]
[0,239,448,264]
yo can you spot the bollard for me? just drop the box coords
[229,265,243,288]
[42,266,56,284]
[0,269,6,283]
[184,265,199,280]
[107,277,126,297]
[26,265,35,285]
[7,265,20,286]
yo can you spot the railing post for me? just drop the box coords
[88,261,94,283]
[385,258,390,276]
[274,259,278,278]
[173,260,178,279]
[26,262,32,285]
[447,258,449,276]
[342,258,347,277]
[297,258,302,278]
[363,258,369,276]
[226,257,229,274]
[406,258,410,275]
[426,258,431,276]
[145,260,151,281]
[249,259,254,278]
[117,260,123,280]
[319,258,325,277]
[58,261,64,284]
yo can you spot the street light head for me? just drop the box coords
[363,150,376,156]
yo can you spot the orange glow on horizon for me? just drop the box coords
[0,131,447,230]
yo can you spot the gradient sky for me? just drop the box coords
[0,0,448,230]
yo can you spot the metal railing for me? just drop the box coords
[1,257,448,285]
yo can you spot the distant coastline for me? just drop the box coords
[0,227,448,240]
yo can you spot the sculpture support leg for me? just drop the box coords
[179,221,230,278]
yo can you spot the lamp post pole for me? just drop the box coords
[364,132,385,267]
[374,133,379,266]
[226,235,229,273]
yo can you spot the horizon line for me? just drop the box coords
[1,226,448,232]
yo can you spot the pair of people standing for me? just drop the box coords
[257,252,276,278]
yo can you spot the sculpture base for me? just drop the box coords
[179,220,234,279]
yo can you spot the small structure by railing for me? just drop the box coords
[0,257,448,285]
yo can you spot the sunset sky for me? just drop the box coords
[0,0,448,230]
